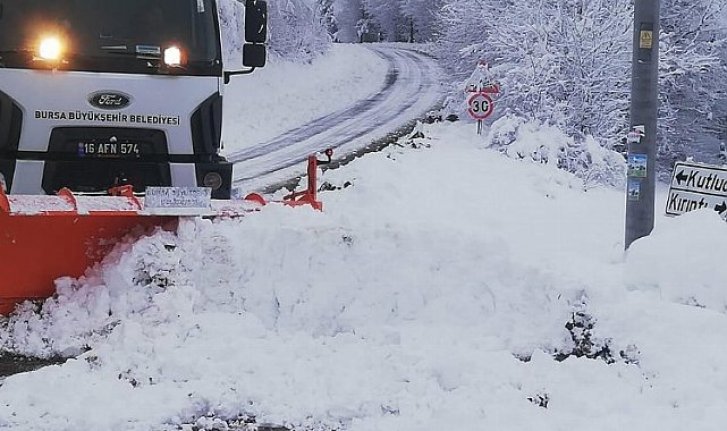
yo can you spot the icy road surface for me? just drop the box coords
[225,45,443,191]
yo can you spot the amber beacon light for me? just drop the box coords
[164,46,183,67]
[38,36,63,61]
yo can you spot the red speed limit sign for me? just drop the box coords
[467,91,494,120]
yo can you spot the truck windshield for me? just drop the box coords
[0,0,221,76]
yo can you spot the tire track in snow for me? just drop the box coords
[229,46,443,189]
[226,54,401,163]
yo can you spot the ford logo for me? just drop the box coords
[88,91,131,110]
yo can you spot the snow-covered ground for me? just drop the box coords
[2,117,727,430]
[221,44,388,154]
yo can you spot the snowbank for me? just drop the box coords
[2,122,727,430]
[626,209,727,311]
[484,115,627,189]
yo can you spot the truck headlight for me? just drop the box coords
[39,36,63,61]
[164,46,182,67]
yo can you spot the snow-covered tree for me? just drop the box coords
[658,0,727,161]
[331,0,440,43]
[437,0,727,169]
[438,0,633,141]
[400,0,442,42]
[317,0,338,37]
[219,0,330,62]
[332,0,366,42]
[436,0,495,79]
[362,0,403,41]
[268,0,331,59]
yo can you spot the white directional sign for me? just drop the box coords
[666,162,727,217]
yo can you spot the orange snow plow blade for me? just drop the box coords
[0,187,177,314]
[0,186,271,315]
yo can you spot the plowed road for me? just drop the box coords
[227,46,443,190]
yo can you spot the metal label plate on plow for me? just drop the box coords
[144,187,212,215]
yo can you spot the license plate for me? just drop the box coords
[78,142,141,158]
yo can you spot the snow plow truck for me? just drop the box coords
[0,0,280,314]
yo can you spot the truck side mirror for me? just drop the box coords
[245,0,267,44]
[225,0,267,82]
[243,44,266,68]
[243,0,267,68]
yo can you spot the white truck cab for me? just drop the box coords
[0,0,267,199]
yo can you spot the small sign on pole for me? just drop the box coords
[464,61,500,135]
[467,91,494,134]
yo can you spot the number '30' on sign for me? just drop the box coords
[467,92,494,120]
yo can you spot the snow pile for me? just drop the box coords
[625,209,727,311]
[2,122,727,430]
[484,115,627,189]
